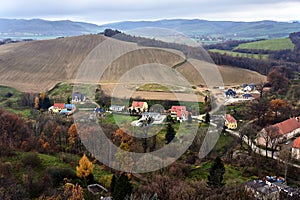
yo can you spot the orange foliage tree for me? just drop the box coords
[270,99,286,120]
[76,154,94,180]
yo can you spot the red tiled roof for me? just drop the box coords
[266,117,300,138]
[225,114,236,123]
[171,106,186,112]
[293,137,300,149]
[177,110,189,118]
[131,101,145,108]
[53,103,65,109]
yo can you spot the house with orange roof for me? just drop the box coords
[170,106,189,121]
[256,117,300,147]
[129,101,148,113]
[292,137,300,160]
[224,114,237,129]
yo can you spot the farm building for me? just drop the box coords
[256,117,300,147]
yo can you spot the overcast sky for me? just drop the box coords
[1,0,300,25]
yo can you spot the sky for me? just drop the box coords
[1,0,300,25]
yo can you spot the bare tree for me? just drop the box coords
[278,148,292,184]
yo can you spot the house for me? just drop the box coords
[245,177,300,200]
[245,180,279,200]
[292,136,300,159]
[48,103,76,115]
[224,114,237,129]
[72,92,86,102]
[256,117,300,147]
[242,93,253,99]
[109,105,125,112]
[243,83,255,92]
[224,89,236,98]
[48,103,65,113]
[129,101,148,113]
[170,106,189,121]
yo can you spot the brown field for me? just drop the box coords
[0,34,266,100]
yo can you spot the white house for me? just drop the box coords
[109,105,125,112]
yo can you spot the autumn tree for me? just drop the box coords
[76,154,94,182]
[68,123,81,153]
[278,148,291,184]
[34,96,39,109]
[63,183,84,200]
[208,156,225,188]
[246,98,269,126]
[270,99,286,121]
[267,68,289,94]
[115,142,134,172]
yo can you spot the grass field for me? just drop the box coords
[0,85,32,117]
[235,38,294,51]
[209,49,269,59]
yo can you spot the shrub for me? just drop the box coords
[45,167,76,187]
[22,153,41,168]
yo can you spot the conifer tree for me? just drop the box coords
[165,123,176,144]
[207,156,225,187]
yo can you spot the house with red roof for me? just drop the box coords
[129,101,148,113]
[170,106,189,121]
[256,117,300,147]
[224,114,237,129]
[292,137,300,160]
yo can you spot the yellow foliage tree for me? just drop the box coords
[34,96,39,109]
[76,154,94,179]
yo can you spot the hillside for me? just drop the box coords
[0,35,266,93]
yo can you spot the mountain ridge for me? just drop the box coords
[1,18,300,40]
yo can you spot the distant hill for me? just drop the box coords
[0,18,102,39]
[0,34,266,93]
[1,18,300,40]
[100,19,300,40]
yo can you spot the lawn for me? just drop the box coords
[234,38,294,51]
[3,151,112,183]
[0,85,32,117]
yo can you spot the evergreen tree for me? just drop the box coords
[112,173,133,200]
[165,123,176,144]
[207,156,225,187]
[110,174,116,193]
[187,112,192,123]
[205,112,210,124]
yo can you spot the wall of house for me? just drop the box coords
[292,148,300,160]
